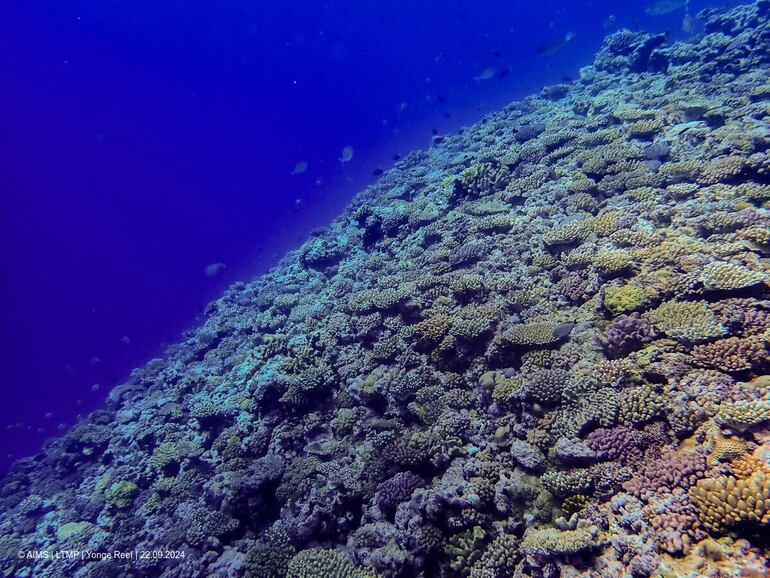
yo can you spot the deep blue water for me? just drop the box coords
[0,0,729,472]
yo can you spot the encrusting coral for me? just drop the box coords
[3,2,770,577]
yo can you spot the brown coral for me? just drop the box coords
[646,300,725,342]
[691,335,769,372]
[689,457,770,534]
[701,261,767,291]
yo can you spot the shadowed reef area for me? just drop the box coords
[3,1,770,577]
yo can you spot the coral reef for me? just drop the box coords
[3,2,770,577]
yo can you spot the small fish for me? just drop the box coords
[645,0,687,16]
[204,262,226,277]
[682,13,695,34]
[373,168,384,176]
[89,355,101,365]
[290,160,308,175]
[91,383,101,392]
[443,112,451,118]
[120,335,131,345]
[436,94,446,103]
[492,50,502,58]
[393,154,401,161]
[431,128,439,136]
[474,66,496,82]
[536,31,576,56]
[553,321,576,340]
[498,67,511,79]
[603,14,616,29]
[339,146,354,162]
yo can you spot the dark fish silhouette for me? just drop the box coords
[552,322,576,340]
[536,31,576,56]
[498,67,511,78]
[645,0,687,16]
[373,168,384,176]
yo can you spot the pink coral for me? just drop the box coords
[622,451,707,501]
[584,427,644,465]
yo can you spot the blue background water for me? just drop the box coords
[0,0,727,472]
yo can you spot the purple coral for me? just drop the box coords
[584,427,644,466]
[622,451,707,501]
[374,472,424,518]
[595,313,653,358]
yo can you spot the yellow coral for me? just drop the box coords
[740,226,770,250]
[543,220,591,246]
[690,458,770,534]
[699,156,748,184]
[603,284,646,315]
[715,400,770,432]
[591,210,622,236]
[414,313,451,342]
[502,321,570,346]
[701,261,767,290]
[659,161,701,182]
[593,250,634,275]
[627,118,663,138]
[706,433,748,467]
[646,300,725,342]
[521,525,604,556]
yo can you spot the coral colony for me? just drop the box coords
[3,1,770,577]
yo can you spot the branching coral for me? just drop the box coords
[690,455,770,534]
[701,261,768,291]
[286,549,378,578]
[646,300,725,342]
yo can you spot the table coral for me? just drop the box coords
[701,261,768,290]
[646,300,725,342]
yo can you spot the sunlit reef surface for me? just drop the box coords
[4,2,770,577]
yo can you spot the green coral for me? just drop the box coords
[715,400,770,432]
[56,521,92,542]
[521,525,604,556]
[501,322,570,347]
[469,534,520,578]
[331,408,357,437]
[604,284,646,315]
[543,219,591,246]
[646,300,725,342]
[244,529,296,578]
[491,376,524,404]
[445,525,487,575]
[286,548,378,578]
[105,480,139,510]
[617,384,665,425]
[454,162,511,198]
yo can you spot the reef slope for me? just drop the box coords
[3,2,770,577]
